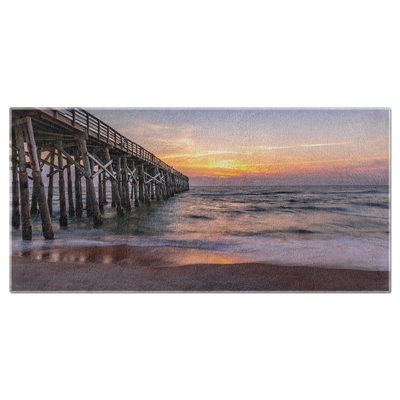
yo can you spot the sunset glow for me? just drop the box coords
[87,108,390,186]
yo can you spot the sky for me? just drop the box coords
[86,108,390,186]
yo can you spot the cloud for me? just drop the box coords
[117,122,200,155]
[256,141,349,151]
[300,142,349,147]
[160,150,243,159]
[343,122,364,131]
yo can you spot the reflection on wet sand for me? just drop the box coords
[14,245,246,268]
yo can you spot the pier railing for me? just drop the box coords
[52,107,187,179]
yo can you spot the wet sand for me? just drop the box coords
[10,245,389,292]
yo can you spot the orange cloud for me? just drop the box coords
[175,154,389,180]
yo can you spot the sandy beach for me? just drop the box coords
[10,245,389,292]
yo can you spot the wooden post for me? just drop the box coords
[67,163,75,217]
[11,133,20,228]
[154,167,161,201]
[164,172,169,200]
[168,173,173,197]
[47,152,54,215]
[133,180,139,207]
[138,164,145,203]
[165,172,170,200]
[15,125,32,240]
[130,160,134,201]
[126,159,132,209]
[132,180,140,207]
[58,142,68,226]
[85,157,95,217]
[104,147,124,216]
[111,159,116,208]
[145,182,150,204]
[30,150,39,216]
[150,168,155,200]
[120,158,126,208]
[144,166,150,204]
[132,162,140,207]
[98,173,103,211]
[74,150,83,218]
[155,182,161,201]
[85,178,93,217]
[160,171,169,200]
[102,171,107,204]
[158,170,165,200]
[170,174,175,197]
[23,118,54,240]
[167,173,173,198]
[78,138,103,226]
[111,184,116,207]
[117,157,122,197]
[122,157,131,211]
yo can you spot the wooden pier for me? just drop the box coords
[10,108,190,240]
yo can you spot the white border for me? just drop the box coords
[2,1,398,399]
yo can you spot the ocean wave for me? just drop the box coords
[11,185,389,272]
[287,229,319,235]
[186,214,215,220]
[360,190,385,194]
[194,190,300,197]
[220,210,245,214]
[324,207,349,212]
[245,206,269,212]
[231,228,321,237]
[299,206,321,211]
[363,202,389,209]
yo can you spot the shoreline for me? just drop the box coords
[10,245,390,292]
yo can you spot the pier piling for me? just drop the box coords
[11,134,20,228]
[122,157,131,211]
[30,154,38,217]
[74,149,83,218]
[47,151,54,215]
[102,171,107,204]
[15,125,32,240]
[57,142,68,226]
[104,147,124,216]
[10,108,189,239]
[138,164,144,203]
[24,118,54,239]
[98,173,103,211]
[79,138,102,226]
[67,163,75,216]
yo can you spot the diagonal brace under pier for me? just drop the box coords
[86,152,116,181]
[55,144,89,178]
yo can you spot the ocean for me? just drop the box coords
[10,185,390,271]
